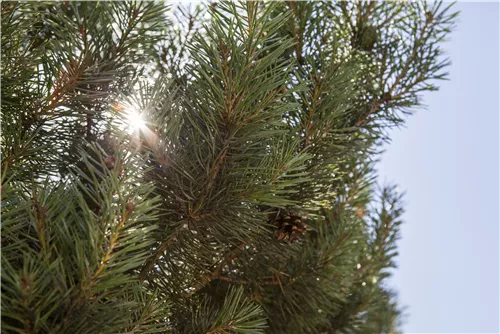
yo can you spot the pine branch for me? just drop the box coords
[139,230,180,281]
[189,241,247,295]
[2,2,457,332]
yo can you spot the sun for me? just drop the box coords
[128,109,145,130]
[112,102,149,135]
[124,106,146,134]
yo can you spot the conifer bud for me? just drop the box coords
[382,92,392,103]
[104,155,115,169]
[426,11,434,24]
[126,200,135,213]
[321,34,330,44]
[356,206,365,218]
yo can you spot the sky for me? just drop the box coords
[377,2,499,333]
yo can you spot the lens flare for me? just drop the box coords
[124,107,146,134]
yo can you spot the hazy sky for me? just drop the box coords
[377,2,499,333]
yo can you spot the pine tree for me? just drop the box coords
[1,1,457,333]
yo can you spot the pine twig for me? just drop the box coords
[187,242,246,295]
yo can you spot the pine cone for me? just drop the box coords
[270,211,308,243]
[354,24,378,52]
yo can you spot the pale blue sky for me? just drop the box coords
[378,2,499,333]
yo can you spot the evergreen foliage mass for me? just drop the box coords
[1,1,457,333]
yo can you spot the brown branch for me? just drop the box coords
[91,209,130,283]
[1,132,35,185]
[361,0,376,23]
[376,5,402,30]
[352,7,431,129]
[139,209,218,282]
[20,273,34,334]
[31,188,47,257]
[192,37,238,212]
[72,205,133,308]
[355,1,363,27]
[1,1,18,15]
[350,295,371,320]
[287,1,304,64]
[1,57,88,182]
[273,272,286,296]
[187,242,246,295]
[389,19,430,96]
[354,100,384,128]
[139,229,180,281]
[216,275,282,287]
[141,31,241,280]
[189,134,230,218]
[339,2,355,33]
[303,73,325,148]
[45,58,87,113]
[216,276,249,285]
[205,323,236,334]
[270,163,291,185]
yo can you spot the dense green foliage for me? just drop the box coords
[1,1,457,333]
